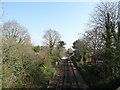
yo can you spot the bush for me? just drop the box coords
[2,21,60,88]
[2,38,50,88]
[33,46,40,52]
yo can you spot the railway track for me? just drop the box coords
[48,59,87,89]
[69,60,80,88]
[55,59,80,89]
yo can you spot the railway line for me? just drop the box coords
[48,59,88,89]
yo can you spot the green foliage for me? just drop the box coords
[28,65,52,88]
[55,41,66,59]
[71,2,120,89]
[2,21,57,88]
[2,38,56,88]
[58,41,66,48]
[71,2,120,90]
[33,45,40,52]
[72,39,88,63]
[67,48,73,55]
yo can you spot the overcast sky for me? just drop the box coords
[3,2,97,49]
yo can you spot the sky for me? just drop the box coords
[3,2,97,49]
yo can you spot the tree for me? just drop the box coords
[33,45,40,52]
[71,1,120,88]
[56,41,66,59]
[86,1,120,78]
[102,13,114,59]
[2,21,33,88]
[0,24,2,89]
[72,39,87,62]
[84,27,105,60]
[89,2,118,29]
[2,20,31,44]
[58,41,66,48]
[43,29,61,55]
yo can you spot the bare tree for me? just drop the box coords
[86,2,119,56]
[84,27,105,59]
[43,29,61,55]
[2,20,31,44]
[89,2,118,29]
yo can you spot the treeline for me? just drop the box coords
[2,20,66,88]
[71,2,120,89]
